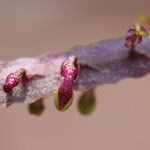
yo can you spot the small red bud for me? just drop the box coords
[3,68,27,93]
[61,55,79,80]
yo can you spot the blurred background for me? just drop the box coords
[0,0,150,150]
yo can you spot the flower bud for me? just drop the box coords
[28,99,44,116]
[54,55,80,111]
[78,89,96,116]
[54,79,73,111]
[61,55,79,80]
[3,68,27,93]
[125,22,148,48]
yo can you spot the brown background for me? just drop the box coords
[0,0,150,150]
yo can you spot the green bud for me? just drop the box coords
[78,89,96,116]
[28,99,44,116]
